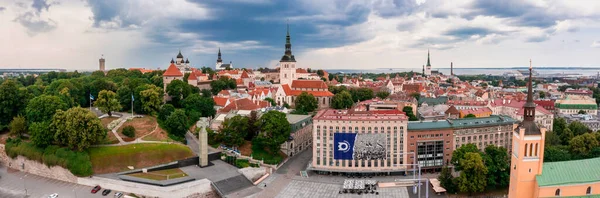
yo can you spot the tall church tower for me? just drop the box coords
[508,60,546,198]
[99,55,105,72]
[279,24,297,85]
[425,50,432,76]
[216,48,223,70]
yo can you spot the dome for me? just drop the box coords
[170,58,175,64]
[177,50,183,58]
[185,58,189,63]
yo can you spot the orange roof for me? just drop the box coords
[281,84,333,97]
[291,80,328,89]
[129,68,154,74]
[241,70,250,78]
[281,84,292,95]
[296,68,308,73]
[219,98,261,113]
[163,63,183,77]
[213,96,230,107]
[236,78,244,85]
[218,90,230,96]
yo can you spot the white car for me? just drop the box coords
[114,192,123,198]
[48,193,58,198]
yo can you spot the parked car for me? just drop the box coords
[102,189,112,196]
[91,185,101,193]
[114,192,123,198]
[48,193,59,198]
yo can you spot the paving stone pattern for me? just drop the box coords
[276,180,409,198]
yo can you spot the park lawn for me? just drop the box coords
[127,168,188,181]
[118,116,158,141]
[141,127,175,142]
[99,131,120,145]
[88,143,195,174]
[100,117,119,128]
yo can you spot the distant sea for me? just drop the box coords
[327,67,600,77]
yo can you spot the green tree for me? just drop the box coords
[544,145,572,162]
[578,110,587,114]
[264,98,276,106]
[95,90,122,117]
[569,133,599,155]
[410,92,421,101]
[560,128,574,145]
[402,106,418,121]
[376,91,390,99]
[349,88,374,102]
[90,79,117,99]
[0,80,28,130]
[539,91,546,98]
[58,87,75,108]
[164,109,188,138]
[568,121,590,136]
[9,116,27,137]
[116,86,132,111]
[483,145,510,190]
[201,89,212,98]
[51,107,106,151]
[451,143,480,171]
[246,111,259,140]
[182,94,216,119]
[456,152,488,195]
[255,111,290,154]
[158,104,175,121]
[220,115,249,147]
[439,166,456,193]
[29,121,53,148]
[91,70,105,78]
[316,70,324,77]
[545,131,562,146]
[331,91,354,109]
[166,79,191,107]
[295,92,318,113]
[553,118,567,137]
[139,87,162,114]
[122,125,136,138]
[26,95,67,123]
[464,114,476,118]
[210,77,237,95]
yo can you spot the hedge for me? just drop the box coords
[5,138,93,176]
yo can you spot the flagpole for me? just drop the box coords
[131,93,134,117]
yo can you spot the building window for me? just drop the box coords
[587,186,592,195]
[524,143,528,157]
[555,189,560,196]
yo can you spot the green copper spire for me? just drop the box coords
[280,22,296,62]
[426,49,431,66]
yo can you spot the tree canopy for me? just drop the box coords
[164,109,188,138]
[294,92,318,113]
[26,95,67,123]
[166,79,191,108]
[402,106,418,121]
[255,111,290,154]
[451,143,480,171]
[51,107,106,151]
[376,91,390,99]
[219,115,249,147]
[95,90,122,117]
[456,152,488,195]
[0,80,28,130]
[331,91,354,109]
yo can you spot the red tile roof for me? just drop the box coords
[163,63,183,77]
[296,68,308,73]
[213,97,230,107]
[291,80,328,89]
[129,68,154,74]
[218,90,230,96]
[241,70,250,78]
[219,98,261,113]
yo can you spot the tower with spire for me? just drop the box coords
[279,23,297,85]
[508,60,546,198]
[450,62,453,76]
[99,54,105,72]
[215,48,233,70]
[425,50,432,76]
[173,50,192,72]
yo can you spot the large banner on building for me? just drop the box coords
[334,133,387,160]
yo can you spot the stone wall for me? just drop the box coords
[78,176,213,198]
[238,167,267,182]
[0,144,78,183]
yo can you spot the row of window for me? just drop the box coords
[555,186,592,196]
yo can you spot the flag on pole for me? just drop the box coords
[131,94,134,101]
[90,94,94,100]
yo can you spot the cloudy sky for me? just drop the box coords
[1,0,600,71]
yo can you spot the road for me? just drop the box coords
[0,166,116,198]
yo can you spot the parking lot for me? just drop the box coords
[0,166,116,198]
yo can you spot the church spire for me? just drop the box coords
[217,48,222,63]
[426,49,431,66]
[422,65,425,77]
[280,22,296,62]
[522,59,539,128]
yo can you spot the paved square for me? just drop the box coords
[276,180,409,198]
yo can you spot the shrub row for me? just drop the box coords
[5,138,93,176]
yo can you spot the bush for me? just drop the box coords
[235,159,250,168]
[4,138,93,176]
[122,125,136,138]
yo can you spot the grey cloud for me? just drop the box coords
[0,7,5,12]
[525,35,549,43]
[14,12,57,36]
[469,0,559,29]
[396,21,417,32]
[32,0,52,13]
[444,27,500,39]
[85,0,133,28]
